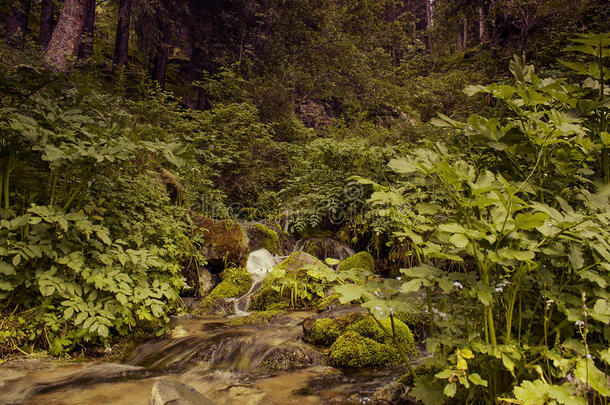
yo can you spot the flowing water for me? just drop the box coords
[0,248,412,405]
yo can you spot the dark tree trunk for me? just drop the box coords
[112,0,132,71]
[187,43,209,110]
[152,22,171,87]
[78,0,96,58]
[425,0,432,48]
[478,5,487,43]
[39,0,54,48]
[6,0,31,41]
[43,0,89,72]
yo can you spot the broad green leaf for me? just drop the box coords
[468,373,488,387]
[443,382,457,398]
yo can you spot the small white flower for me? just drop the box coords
[398,288,404,294]
[453,281,464,290]
[495,287,504,293]
[396,276,402,281]
[374,306,382,311]
[575,320,585,328]
[438,312,447,318]
[586,353,593,359]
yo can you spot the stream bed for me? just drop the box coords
[0,311,411,405]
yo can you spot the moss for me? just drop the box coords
[394,309,431,339]
[250,251,329,310]
[199,267,252,312]
[304,318,342,346]
[315,293,341,311]
[346,317,417,357]
[303,312,367,346]
[192,215,250,270]
[327,331,400,368]
[246,223,280,254]
[226,310,282,327]
[337,251,375,273]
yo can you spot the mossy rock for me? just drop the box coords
[191,215,250,270]
[199,267,252,313]
[315,292,341,311]
[294,238,354,261]
[346,317,417,357]
[244,223,280,254]
[250,252,329,311]
[327,331,400,368]
[394,309,431,340]
[226,310,283,327]
[303,312,367,346]
[337,251,375,273]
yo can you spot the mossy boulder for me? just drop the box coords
[199,267,252,313]
[191,215,250,270]
[327,331,400,368]
[303,312,367,346]
[250,251,330,310]
[244,223,280,254]
[346,317,417,357]
[337,251,375,273]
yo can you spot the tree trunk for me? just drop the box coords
[39,0,54,48]
[112,0,132,71]
[152,22,171,88]
[425,0,432,49]
[478,5,487,43]
[78,0,96,58]
[6,0,31,41]
[43,0,89,72]
[490,0,498,46]
[462,16,469,49]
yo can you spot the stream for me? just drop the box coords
[0,249,414,405]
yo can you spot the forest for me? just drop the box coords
[0,0,609,404]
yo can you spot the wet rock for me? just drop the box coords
[371,382,411,404]
[191,215,250,271]
[2,363,147,402]
[257,343,322,372]
[149,380,215,405]
[292,238,354,261]
[198,268,215,296]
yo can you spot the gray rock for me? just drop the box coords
[371,382,410,404]
[198,268,215,296]
[149,380,215,405]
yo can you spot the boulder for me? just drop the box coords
[371,382,411,404]
[337,251,375,273]
[293,238,354,261]
[244,223,280,254]
[149,380,215,405]
[191,215,250,271]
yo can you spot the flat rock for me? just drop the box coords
[149,380,216,405]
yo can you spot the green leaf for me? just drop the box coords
[514,212,548,230]
[513,379,549,405]
[335,284,364,304]
[574,358,610,396]
[443,382,457,398]
[449,233,469,248]
[590,299,610,324]
[468,373,488,387]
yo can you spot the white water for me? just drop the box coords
[230,249,287,316]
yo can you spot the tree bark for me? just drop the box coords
[39,0,54,48]
[43,0,89,72]
[6,0,31,41]
[478,5,487,43]
[112,0,132,71]
[152,21,171,88]
[462,16,469,49]
[425,0,432,49]
[78,0,96,58]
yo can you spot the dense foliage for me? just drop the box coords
[1,0,609,403]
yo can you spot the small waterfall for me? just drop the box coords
[230,249,287,316]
